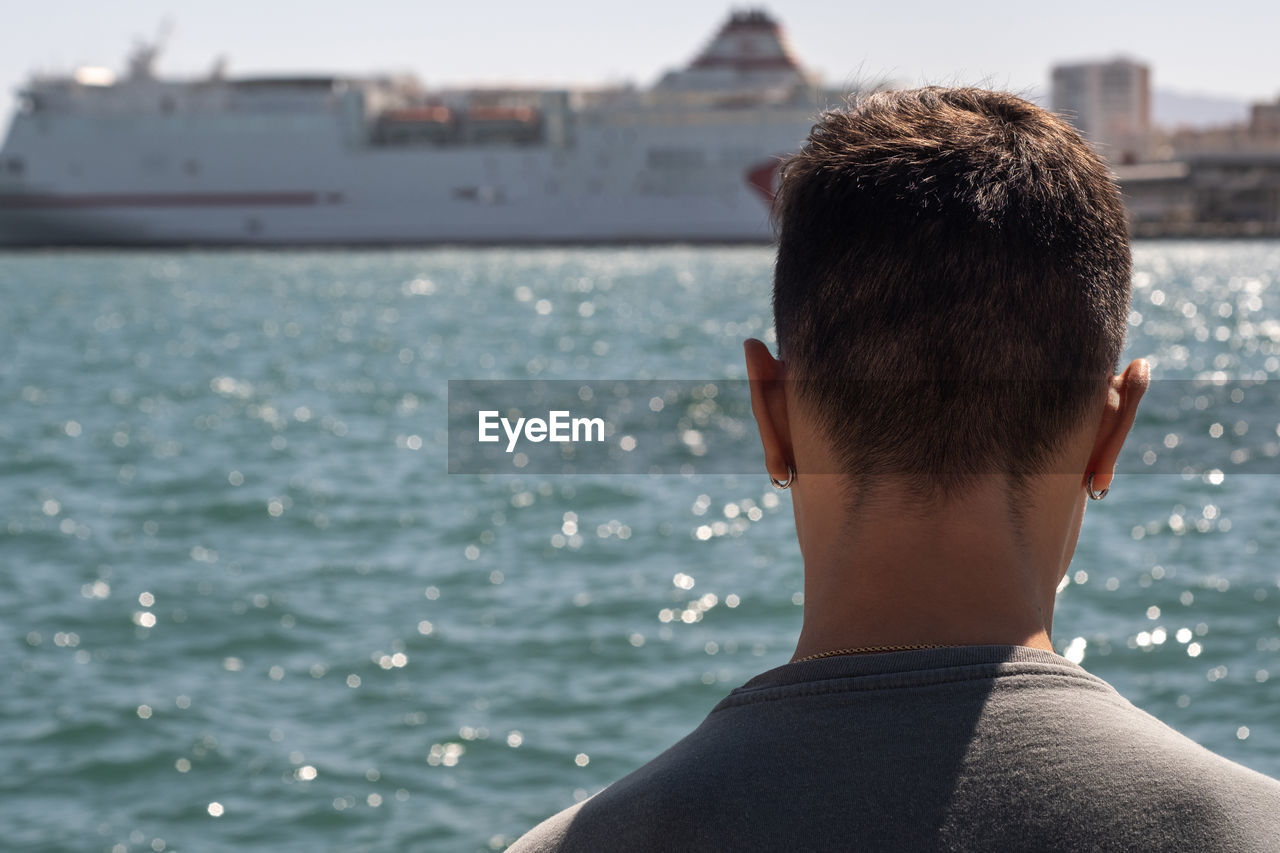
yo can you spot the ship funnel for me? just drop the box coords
[654,8,813,92]
[689,9,802,73]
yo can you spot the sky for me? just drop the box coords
[2,0,1277,120]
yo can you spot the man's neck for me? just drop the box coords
[789,477,1075,662]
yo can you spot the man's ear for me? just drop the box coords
[1085,358,1150,494]
[744,338,794,483]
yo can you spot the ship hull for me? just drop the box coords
[0,106,800,247]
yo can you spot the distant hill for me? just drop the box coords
[1153,89,1251,130]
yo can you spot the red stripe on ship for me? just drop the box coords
[0,192,341,209]
[746,159,782,207]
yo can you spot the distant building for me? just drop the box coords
[1249,97,1280,137]
[1116,155,1280,237]
[1163,94,1280,159]
[1119,92,1280,236]
[1051,59,1151,164]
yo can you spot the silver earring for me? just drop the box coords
[770,464,796,490]
[1086,472,1109,500]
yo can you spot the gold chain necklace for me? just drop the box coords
[794,643,945,663]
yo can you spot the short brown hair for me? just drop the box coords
[772,87,1131,494]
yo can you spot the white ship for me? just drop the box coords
[0,10,852,246]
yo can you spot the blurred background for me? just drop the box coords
[1,3,1279,852]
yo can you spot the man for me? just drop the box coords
[510,88,1280,851]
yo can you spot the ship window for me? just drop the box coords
[5,157,24,175]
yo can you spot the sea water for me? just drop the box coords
[2,244,1278,852]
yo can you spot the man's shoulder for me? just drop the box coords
[507,729,720,853]
[505,799,587,853]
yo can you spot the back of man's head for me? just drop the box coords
[772,87,1131,495]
